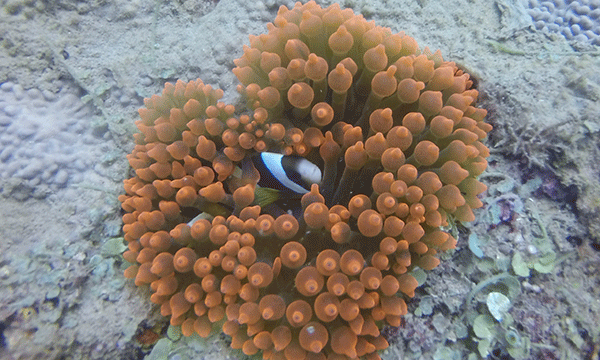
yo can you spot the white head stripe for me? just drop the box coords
[261,153,309,194]
[296,158,322,185]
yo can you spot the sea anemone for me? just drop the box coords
[119,2,492,359]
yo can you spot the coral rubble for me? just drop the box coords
[119,2,492,359]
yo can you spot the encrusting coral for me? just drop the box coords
[119,2,492,359]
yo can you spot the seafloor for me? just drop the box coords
[0,0,599,359]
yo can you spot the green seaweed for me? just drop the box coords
[464,273,521,307]
[166,325,182,342]
[101,237,127,257]
[511,252,531,277]
[146,338,173,360]
[486,292,511,322]
[468,233,485,258]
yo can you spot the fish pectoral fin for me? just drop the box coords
[254,187,281,208]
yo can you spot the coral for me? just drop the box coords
[523,0,600,45]
[119,2,492,359]
[0,82,107,199]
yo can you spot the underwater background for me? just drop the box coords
[0,0,599,359]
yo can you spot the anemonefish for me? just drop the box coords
[251,152,322,195]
